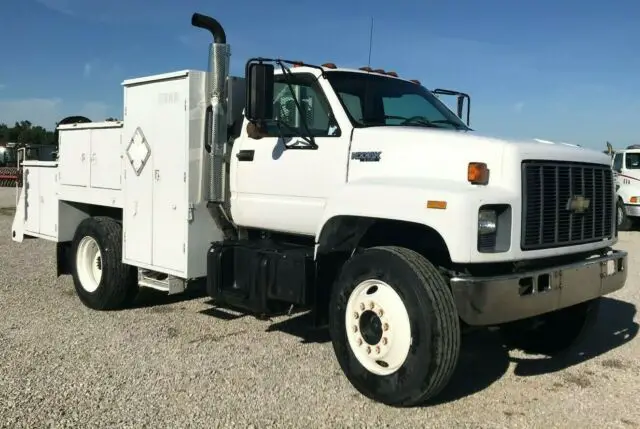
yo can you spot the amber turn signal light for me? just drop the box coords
[468,162,489,185]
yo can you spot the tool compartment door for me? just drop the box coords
[38,166,58,237]
[122,71,188,274]
[23,166,40,234]
[58,128,90,187]
[89,125,123,190]
[150,81,187,273]
[122,90,155,266]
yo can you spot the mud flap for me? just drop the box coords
[56,242,71,276]
[11,179,25,243]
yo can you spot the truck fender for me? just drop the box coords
[315,178,477,262]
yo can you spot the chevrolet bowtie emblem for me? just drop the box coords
[566,195,590,213]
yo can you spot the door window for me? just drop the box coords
[264,73,340,138]
[613,153,623,171]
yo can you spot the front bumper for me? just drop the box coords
[450,249,628,326]
[625,204,640,217]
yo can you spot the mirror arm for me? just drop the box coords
[243,57,319,150]
[275,120,318,150]
[277,62,317,148]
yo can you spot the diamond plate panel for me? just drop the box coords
[126,127,151,176]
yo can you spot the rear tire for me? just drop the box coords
[329,246,460,407]
[71,216,138,310]
[500,298,600,356]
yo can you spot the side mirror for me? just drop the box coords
[245,62,274,122]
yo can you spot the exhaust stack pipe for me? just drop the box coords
[191,12,230,205]
[191,13,227,43]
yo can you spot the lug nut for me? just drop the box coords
[382,337,388,345]
[366,346,371,354]
[359,303,365,311]
[383,323,389,331]
[377,309,384,317]
[353,312,359,319]
[375,346,380,354]
[357,338,363,346]
[369,301,375,310]
[352,325,358,333]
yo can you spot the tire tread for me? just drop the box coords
[377,246,460,405]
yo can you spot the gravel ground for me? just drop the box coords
[0,187,639,429]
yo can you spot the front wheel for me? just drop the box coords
[329,246,461,407]
[617,199,633,231]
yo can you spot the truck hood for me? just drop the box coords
[347,127,610,188]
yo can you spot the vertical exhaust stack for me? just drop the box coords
[191,13,230,204]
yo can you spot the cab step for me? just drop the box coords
[138,269,186,295]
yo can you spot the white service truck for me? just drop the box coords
[612,145,640,230]
[10,12,628,406]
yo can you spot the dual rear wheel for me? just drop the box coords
[70,217,138,310]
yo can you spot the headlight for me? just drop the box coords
[477,204,511,253]
[478,209,497,235]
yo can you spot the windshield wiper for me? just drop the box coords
[383,115,440,128]
[429,119,466,129]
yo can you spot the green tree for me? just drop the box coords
[0,121,55,145]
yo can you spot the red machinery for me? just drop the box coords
[0,142,19,187]
[0,142,57,187]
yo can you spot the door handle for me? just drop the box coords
[236,150,255,162]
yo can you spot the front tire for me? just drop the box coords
[71,216,138,310]
[617,199,633,231]
[329,246,460,407]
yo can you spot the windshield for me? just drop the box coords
[324,71,470,131]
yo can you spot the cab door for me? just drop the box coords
[230,72,350,236]
[613,152,623,187]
